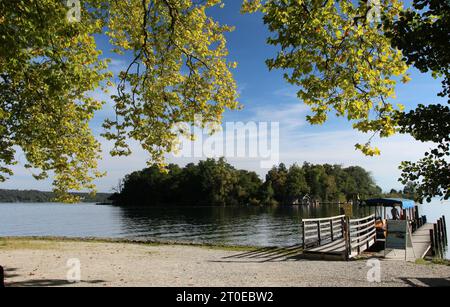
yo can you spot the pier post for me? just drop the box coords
[330,220,334,242]
[434,223,442,258]
[414,206,419,229]
[442,216,448,245]
[430,229,435,256]
[356,220,361,255]
[302,222,306,250]
[438,219,444,248]
[344,216,350,261]
[317,221,321,245]
[0,265,4,288]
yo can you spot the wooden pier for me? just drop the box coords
[302,214,376,260]
[301,215,346,260]
[303,213,448,262]
[384,224,433,261]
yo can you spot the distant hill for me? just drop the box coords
[0,189,112,203]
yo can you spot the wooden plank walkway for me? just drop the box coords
[304,238,346,254]
[412,224,434,259]
[384,224,433,261]
[302,238,347,260]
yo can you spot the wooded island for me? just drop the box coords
[110,158,415,207]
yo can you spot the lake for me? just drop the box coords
[0,200,449,258]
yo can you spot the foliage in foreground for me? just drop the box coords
[243,0,409,156]
[243,0,449,203]
[388,0,450,202]
[0,0,238,202]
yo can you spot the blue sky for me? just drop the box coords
[2,0,447,193]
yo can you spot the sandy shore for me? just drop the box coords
[1,238,450,287]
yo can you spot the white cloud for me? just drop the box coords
[272,87,299,99]
[278,130,433,191]
[249,102,309,130]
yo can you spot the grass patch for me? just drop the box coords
[0,236,164,247]
[415,258,450,266]
[0,238,58,251]
[431,258,450,266]
[415,258,430,266]
[0,236,259,252]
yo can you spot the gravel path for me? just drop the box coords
[1,238,450,287]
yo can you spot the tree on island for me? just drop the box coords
[110,158,385,206]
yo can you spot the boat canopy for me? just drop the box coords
[363,198,415,209]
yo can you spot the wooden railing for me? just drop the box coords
[412,206,428,233]
[302,214,377,259]
[347,214,376,258]
[302,215,346,249]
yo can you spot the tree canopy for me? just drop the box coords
[242,0,409,156]
[387,0,450,202]
[242,0,449,202]
[0,0,238,202]
[0,0,109,201]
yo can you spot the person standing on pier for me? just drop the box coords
[391,207,400,221]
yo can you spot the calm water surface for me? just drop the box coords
[0,200,449,258]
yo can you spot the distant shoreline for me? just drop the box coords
[0,189,111,203]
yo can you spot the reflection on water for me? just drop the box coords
[0,201,448,257]
[117,205,347,247]
[0,203,350,247]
